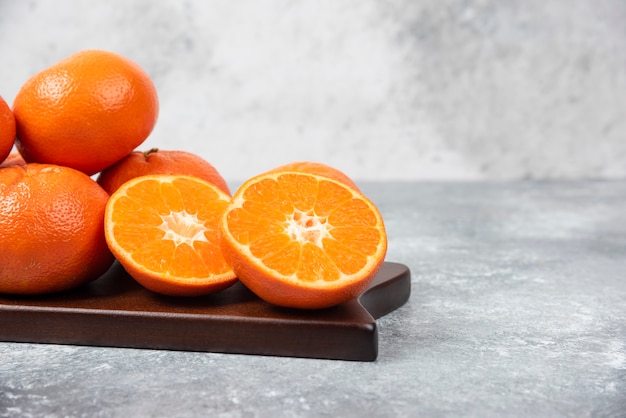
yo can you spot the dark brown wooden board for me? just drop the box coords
[0,261,410,361]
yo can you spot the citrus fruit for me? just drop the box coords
[0,152,25,168]
[104,174,237,296]
[97,148,230,196]
[219,171,387,309]
[267,161,359,191]
[12,49,159,175]
[0,96,15,163]
[0,164,114,295]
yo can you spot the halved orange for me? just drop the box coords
[104,174,237,296]
[219,171,387,309]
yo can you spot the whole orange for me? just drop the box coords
[12,49,159,175]
[96,148,230,195]
[0,163,115,295]
[0,95,15,163]
[267,161,359,191]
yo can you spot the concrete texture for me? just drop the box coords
[1,181,626,417]
[0,1,625,181]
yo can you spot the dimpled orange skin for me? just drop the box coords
[0,164,115,295]
[0,96,16,163]
[266,161,360,191]
[12,50,159,176]
[97,148,231,196]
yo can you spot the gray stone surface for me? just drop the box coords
[1,181,626,417]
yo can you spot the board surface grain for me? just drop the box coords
[0,261,410,361]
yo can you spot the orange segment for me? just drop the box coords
[219,171,387,309]
[105,174,236,296]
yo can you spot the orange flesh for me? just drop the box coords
[108,176,231,279]
[225,173,384,283]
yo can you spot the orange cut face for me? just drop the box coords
[104,174,236,296]
[219,171,387,309]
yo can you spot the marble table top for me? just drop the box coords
[1,181,625,417]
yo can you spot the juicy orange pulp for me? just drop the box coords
[104,174,236,296]
[219,171,387,309]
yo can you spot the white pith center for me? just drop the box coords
[285,210,331,247]
[157,211,209,246]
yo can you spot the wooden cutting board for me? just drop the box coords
[0,261,410,361]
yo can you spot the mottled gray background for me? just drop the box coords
[0,0,624,181]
